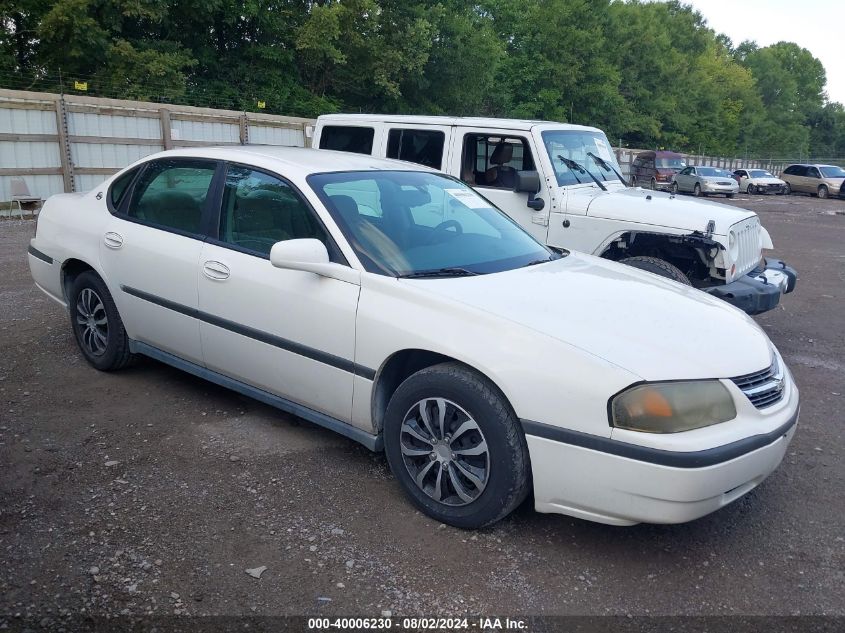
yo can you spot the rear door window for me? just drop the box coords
[386,129,445,169]
[318,126,375,155]
[124,159,217,237]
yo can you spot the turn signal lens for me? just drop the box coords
[610,381,736,433]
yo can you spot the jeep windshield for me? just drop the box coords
[308,170,557,277]
[542,130,624,186]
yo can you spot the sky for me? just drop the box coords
[679,0,844,105]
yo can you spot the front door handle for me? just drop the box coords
[203,260,230,281]
[104,232,123,249]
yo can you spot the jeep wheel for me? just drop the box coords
[383,362,531,529]
[620,256,692,285]
[69,271,135,371]
[818,185,829,199]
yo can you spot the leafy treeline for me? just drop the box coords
[2,0,843,157]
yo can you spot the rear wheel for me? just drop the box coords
[671,181,679,195]
[818,185,829,199]
[784,182,792,195]
[620,256,691,285]
[69,271,134,371]
[383,363,531,529]
[726,193,735,199]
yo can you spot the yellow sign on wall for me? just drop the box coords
[74,81,88,91]
[257,100,266,109]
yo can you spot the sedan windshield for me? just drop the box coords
[308,171,556,277]
[697,167,733,178]
[542,130,623,186]
[819,166,845,178]
[749,170,775,178]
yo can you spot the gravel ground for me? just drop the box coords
[0,193,843,628]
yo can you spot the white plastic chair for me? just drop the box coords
[8,177,42,221]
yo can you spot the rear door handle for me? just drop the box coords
[104,232,123,249]
[203,260,230,281]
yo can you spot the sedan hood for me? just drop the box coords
[575,186,754,235]
[409,253,772,381]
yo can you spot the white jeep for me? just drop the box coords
[313,115,797,314]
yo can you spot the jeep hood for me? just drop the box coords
[569,186,755,235]
[411,253,772,381]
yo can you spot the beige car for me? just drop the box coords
[780,163,845,199]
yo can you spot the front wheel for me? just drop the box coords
[650,178,657,190]
[69,271,135,371]
[620,256,692,285]
[693,183,702,197]
[383,363,531,529]
[818,185,829,199]
[747,184,756,195]
[726,193,735,199]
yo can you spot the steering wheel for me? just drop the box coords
[427,220,463,244]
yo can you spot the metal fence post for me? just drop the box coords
[54,96,74,193]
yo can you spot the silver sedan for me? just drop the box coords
[671,166,739,198]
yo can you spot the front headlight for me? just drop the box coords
[728,230,739,261]
[610,381,737,433]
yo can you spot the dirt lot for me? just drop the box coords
[1,193,843,627]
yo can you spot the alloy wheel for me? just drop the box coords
[76,288,109,356]
[399,398,490,506]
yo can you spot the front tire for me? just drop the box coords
[693,183,702,197]
[69,271,134,371]
[383,363,531,529]
[818,185,829,199]
[650,178,657,190]
[747,184,756,195]
[620,256,692,285]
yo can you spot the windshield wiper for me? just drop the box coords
[557,155,607,191]
[587,152,628,186]
[398,267,479,279]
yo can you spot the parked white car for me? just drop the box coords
[732,169,787,195]
[28,147,799,528]
[671,166,740,198]
[313,115,797,316]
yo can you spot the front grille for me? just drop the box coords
[731,217,761,278]
[731,358,786,409]
[717,181,734,186]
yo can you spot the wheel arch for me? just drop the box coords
[60,258,99,304]
[370,349,517,436]
[598,230,721,283]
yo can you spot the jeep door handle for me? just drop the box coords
[203,260,230,281]
[103,232,123,249]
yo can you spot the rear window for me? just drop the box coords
[108,167,139,211]
[318,126,375,155]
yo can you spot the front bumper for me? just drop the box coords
[703,258,798,315]
[523,404,798,526]
[701,183,739,195]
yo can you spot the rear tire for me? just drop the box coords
[726,193,735,199]
[69,271,135,371]
[383,362,531,529]
[784,182,792,195]
[671,182,679,195]
[620,256,691,285]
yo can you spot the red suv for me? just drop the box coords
[630,150,687,191]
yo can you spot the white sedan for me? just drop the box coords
[27,147,799,528]
[733,169,788,195]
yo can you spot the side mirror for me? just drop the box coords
[270,238,333,275]
[514,170,545,211]
[514,170,541,194]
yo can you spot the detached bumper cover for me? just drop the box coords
[704,258,797,315]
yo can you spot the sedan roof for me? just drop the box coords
[144,146,433,176]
